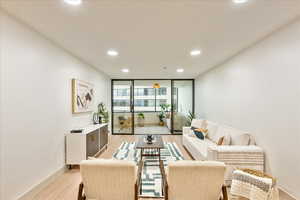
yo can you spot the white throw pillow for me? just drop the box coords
[206,121,219,143]
[231,134,250,145]
[248,134,256,145]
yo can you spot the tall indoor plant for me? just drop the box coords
[186,110,195,126]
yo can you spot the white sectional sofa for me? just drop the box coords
[182,119,265,185]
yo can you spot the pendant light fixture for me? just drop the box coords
[153,83,161,89]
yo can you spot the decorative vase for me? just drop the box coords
[146,135,153,144]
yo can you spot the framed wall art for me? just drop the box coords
[72,79,94,113]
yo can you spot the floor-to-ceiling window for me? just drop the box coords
[133,80,171,135]
[172,80,194,133]
[111,79,194,135]
[112,80,133,134]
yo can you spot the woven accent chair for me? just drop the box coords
[160,160,228,200]
[78,159,142,200]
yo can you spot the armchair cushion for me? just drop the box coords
[80,159,137,200]
[167,160,226,200]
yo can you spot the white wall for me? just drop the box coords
[0,10,111,200]
[0,9,4,200]
[195,19,300,199]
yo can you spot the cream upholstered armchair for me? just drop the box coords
[160,160,228,200]
[78,159,142,200]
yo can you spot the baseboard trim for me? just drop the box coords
[279,187,299,200]
[17,166,67,200]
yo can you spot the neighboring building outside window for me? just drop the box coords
[113,86,171,112]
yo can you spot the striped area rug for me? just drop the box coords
[113,142,184,197]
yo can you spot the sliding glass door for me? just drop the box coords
[112,80,133,134]
[134,80,171,135]
[111,79,194,135]
[172,80,194,133]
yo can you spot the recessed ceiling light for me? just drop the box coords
[107,50,119,57]
[64,0,82,6]
[121,68,129,73]
[190,49,201,56]
[233,0,248,4]
[177,68,184,73]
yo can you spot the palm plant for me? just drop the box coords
[186,110,195,126]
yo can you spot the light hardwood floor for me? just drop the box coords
[29,135,293,200]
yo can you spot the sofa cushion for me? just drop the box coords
[191,119,206,129]
[214,126,233,145]
[206,121,220,143]
[186,136,217,159]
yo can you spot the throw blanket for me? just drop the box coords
[231,170,275,200]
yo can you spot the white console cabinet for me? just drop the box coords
[66,123,108,168]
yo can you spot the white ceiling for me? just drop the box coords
[1,0,300,78]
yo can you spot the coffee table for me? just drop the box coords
[135,135,164,161]
[135,135,165,195]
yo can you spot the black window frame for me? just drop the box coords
[111,79,195,135]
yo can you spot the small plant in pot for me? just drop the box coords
[97,102,109,123]
[137,113,145,127]
[158,112,165,126]
[160,104,171,118]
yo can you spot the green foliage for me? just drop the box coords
[186,110,195,126]
[137,112,145,119]
[160,104,171,112]
[157,103,171,122]
[158,112,165,122]
[97,102,109,123]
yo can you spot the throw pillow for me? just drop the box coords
[195,128,208,137]
[197,128,208,133]
[231,134,250,145]
[217,136,224,145]
[222,133,231,145]
[193,130,205,140]
[191,126,197,130]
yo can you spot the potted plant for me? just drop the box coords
[158,112,165,126]
[137,112,145,127]
[161,104,171,118]
[97,102,109,123]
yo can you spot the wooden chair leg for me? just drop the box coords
[78,182,86,200]
[222,185,228,200]
[165,184,168,200]
[135,183,138,200]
